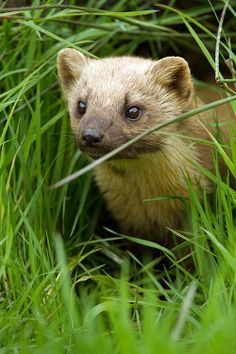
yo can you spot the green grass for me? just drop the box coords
[1,1,236,353]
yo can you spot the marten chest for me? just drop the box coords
[94,154,194,238]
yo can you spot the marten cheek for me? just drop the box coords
[70,118,80,135]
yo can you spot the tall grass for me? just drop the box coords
[0,1,236,353]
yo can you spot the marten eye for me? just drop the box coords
[125,106,141,121]
[77,101,86,115]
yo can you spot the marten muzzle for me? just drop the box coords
[78,123,163,160]
[79,125,111,159]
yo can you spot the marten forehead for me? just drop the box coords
[77,57,152,95]
[89,56,152,75]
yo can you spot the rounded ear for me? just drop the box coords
[57,48,88,97]
[148,56,193,100]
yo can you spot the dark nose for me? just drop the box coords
[82,128,104,146]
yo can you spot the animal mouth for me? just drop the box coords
[79,142,136,160]
[82,147,128,160]
[78,142,114,159]
[85,149,106,159]
[78,138,162,160]
[78,138,127,160]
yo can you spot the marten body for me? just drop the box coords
[57,49,230,243]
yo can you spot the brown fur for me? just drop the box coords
[57,49,232,243]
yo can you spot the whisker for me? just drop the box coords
[49,131,75,137]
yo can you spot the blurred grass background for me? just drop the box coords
[0,0,236,353]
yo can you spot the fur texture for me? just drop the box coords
[57,49,230,243]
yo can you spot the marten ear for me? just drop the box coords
[57,48,88,97]
[148,57,193,99]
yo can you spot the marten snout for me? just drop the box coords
[82,128,104,147]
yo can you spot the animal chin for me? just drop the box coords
[85,150,105,160]
[80,146,137,160]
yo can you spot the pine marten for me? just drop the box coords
[57,49,231,245]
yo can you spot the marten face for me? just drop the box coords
[57,50,193,159]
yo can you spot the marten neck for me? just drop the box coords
[96,135,209,200]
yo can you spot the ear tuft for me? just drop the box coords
[57,48,88,97]
[149,56,193,100]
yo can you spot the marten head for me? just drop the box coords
[57,49,193,159]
